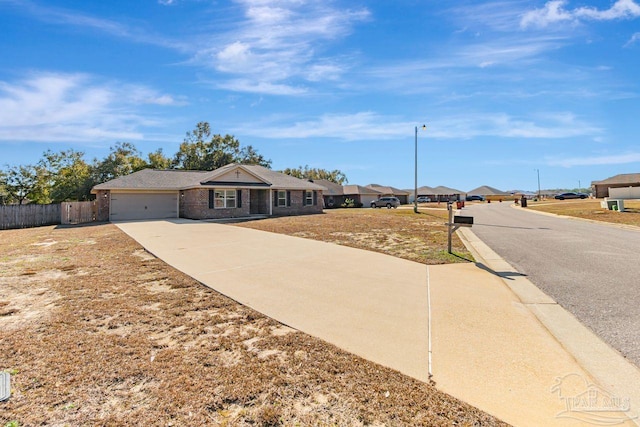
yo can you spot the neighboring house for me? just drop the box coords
[91,164,324,221]
[410,185,437,202]
[591,173,640,198]
[342,184,382,207]
[431,185,464,202]
[313,180,383,208]
[313,179,346,208]
[467,185,510,199]
[366,184,410,204]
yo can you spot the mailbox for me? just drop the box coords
[453,216,473,227]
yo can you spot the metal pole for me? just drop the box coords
[414,125,418,213]
[447,201,453,253]
[536,169,541,199]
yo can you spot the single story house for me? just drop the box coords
[429,185,464,202]
[591,173,640,198]
[313,179,347,208]
[467,185,511,200]
[366,184,410,204]
[313,180,383,208]
[91,164,325,221]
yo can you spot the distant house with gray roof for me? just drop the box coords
[366,184,410,204]
[313,180,382,208]
[467,185,509,197]
[92,164,324,221]
[591,173,640,198]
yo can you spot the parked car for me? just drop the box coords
[554,192,588,200]
[416,196,431,203]
[371,197,401,209]
[465,195,485,201]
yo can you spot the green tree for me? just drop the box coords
[146,148,172,169]
[2,164,40,205]
[0,169,8,205]
[281,165,348,184]
[172,121,271,170]
[39,149,94,202]
[93,142,146,184]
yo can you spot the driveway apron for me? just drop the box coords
[116,219,617,427]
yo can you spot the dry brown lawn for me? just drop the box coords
[528,199,640,228]
[234,208,473,264]
[0,222,503,426]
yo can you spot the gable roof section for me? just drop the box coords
[343,184,381,195]
[93,164,325,192]
[592,173,640,185]
[467,185,508,195]
[366,184,410,195]
[432,185,464,195]
[312,179,344,196]
[93,169,209,191]
[415,185,436,194]
[239,165,325,190]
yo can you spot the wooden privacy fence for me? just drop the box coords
[0,204,61,230]
[61,201,97,225]
[0,201,98,230]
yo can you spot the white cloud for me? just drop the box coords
[216,79,307,95]
[575,0,640,20]
[625,32,640,46]
[520,1,575,28]
[0,73,179,143]
[521,0,640,28]
[547,152,640,167]
[10,0,186,50]
[193,0,370,94]
[233,111,601,141]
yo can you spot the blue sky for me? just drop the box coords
[1,0,639,192]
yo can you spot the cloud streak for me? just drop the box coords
[547,152,640,167]
[193,0,370,95]
[234,111,601,141]
[521,0,640,28]
[0,72,179,143]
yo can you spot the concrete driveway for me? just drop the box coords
[116,219,635,427]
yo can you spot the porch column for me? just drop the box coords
[269,189,273,216]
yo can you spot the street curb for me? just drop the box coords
[509,203,640,232]
[457,226,640,425]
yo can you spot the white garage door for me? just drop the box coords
[110,192,178,221]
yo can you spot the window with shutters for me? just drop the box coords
[305,190,313,206]
[277,190,287,207]
[214,189,236,208]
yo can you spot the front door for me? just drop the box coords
[250,189,268,214]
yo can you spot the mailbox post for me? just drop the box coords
[447,202,473,253]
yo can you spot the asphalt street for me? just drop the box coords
[463,201,640,367]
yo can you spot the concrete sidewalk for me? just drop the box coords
[116,219,638,426]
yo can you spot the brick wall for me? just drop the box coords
[180,189,323,218]
[180,189,251,219]
[272,190,323,216]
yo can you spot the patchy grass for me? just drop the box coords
[528,199,640,228]
[235,208,473,264]
[0,224,505,426]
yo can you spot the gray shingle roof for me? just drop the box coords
[312,179,344,195]
[366,184,410,195]
[467,185,508,195]
[93,164,325,192]
[592,173,640,185]
[93,169,209,190]
[343,185,381,195]
[432,185,464,195]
